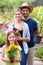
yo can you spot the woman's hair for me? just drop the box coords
[6,31,18,46]
[14,8,22,14]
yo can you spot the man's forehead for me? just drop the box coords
[21,7,29,11]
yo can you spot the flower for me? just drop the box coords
[15,30,20,36]
[6,43,19,59]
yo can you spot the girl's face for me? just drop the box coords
[14,11,22,21]
[8,33,15,44]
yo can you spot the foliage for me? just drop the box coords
[30,6,43,36]
[0,31,6,47]
[0,36,6,47]
[0,0,36,12]
[0,10,14,23]
[35,47,43,59]
[15,30,20,35]
[0,0,36,23]
[6,43,19,59]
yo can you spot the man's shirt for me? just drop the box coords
[23,18,38,48]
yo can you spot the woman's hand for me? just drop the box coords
[15,35,21,41]
[15,36,22,41]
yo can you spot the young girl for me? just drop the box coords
[1,31,21,65]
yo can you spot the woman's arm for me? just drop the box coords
[1,45,11,62]
[18,37,29,42]
[23,23,30,42]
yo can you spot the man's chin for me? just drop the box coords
[24,15,28,18]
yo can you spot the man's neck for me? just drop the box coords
[22,16,31,20]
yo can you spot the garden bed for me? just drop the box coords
[35,46,43,62]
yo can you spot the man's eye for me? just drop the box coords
[23,11,25,12]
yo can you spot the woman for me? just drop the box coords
[7,8,30,65]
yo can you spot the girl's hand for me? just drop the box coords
[6,58,11,62]
[10,58,16,62]
[13,57,21,62]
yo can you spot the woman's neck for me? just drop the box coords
[16,19,22,23]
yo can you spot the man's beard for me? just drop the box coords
[24,15,29,20]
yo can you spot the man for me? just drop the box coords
[19,2,38,65]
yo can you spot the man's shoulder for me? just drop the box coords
[30,18,37,23]
[28,18,37,25]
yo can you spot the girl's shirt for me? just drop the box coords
[2,45,22,65]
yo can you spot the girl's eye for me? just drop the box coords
[9,36,14,38]
[12,36,14,38]
[9,37,11,38]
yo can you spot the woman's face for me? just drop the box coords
[14,11,22,21]
[8,33,15,44]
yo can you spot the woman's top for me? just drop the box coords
[13,27,23,49]
[7,21,30,54]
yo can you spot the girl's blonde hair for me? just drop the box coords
[6,31,18,46]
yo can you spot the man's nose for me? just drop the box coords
[24,10,27,13]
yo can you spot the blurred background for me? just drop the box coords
[0,0,43,35]
[0,0,43,65]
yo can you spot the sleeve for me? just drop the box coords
[23,23,30,41]
[18,45,22,51]
[34,21,38,32]
[23,23,30,54]
[26,24,30,41]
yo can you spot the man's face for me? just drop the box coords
[21,8,30,18]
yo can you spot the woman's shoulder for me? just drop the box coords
[23,21,29,30]
[23,21,28,27]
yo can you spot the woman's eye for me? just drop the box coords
[15,14,17,15]
[15,13,20,15]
